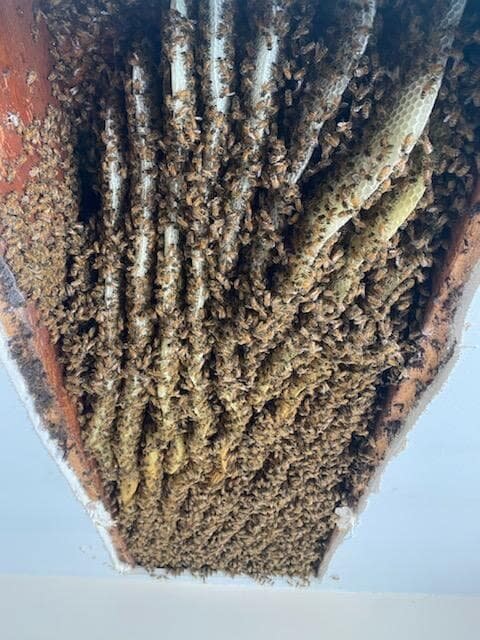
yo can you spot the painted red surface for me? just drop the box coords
[0,0,53,196]
[0,0,134,566]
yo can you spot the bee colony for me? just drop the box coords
[0,0,479,579]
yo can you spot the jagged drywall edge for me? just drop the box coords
[1,250,479,586]
[317,261,480,580]
[135,263,480,587]
[3,273,479,587]
[0,320,132,575]
[1,256,479,587]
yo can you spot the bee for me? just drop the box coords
[25,69,38,87]
[421,76,439,99]
[282,61,292,80]
[376,164,392,184]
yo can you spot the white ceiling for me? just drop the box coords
[2,575,480,640]
[0,287,479,595]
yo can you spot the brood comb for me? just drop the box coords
[0,0,479,579]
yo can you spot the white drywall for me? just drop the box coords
[0,289,479,593]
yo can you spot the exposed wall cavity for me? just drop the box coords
[0,0,479,579]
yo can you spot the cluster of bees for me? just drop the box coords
[1,0,477,579]
[0,108,79,346]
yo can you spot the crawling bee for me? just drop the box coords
[4,0,475,579]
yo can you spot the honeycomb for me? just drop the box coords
[0,0,478,579]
